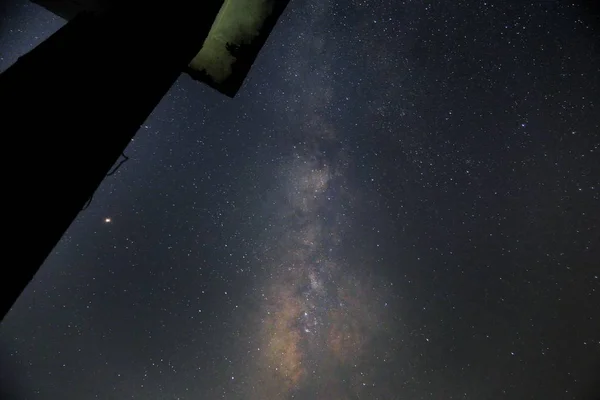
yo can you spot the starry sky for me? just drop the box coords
[1,0,599,399]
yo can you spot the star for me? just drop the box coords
[104,218,111,223]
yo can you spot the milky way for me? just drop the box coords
[227,2,403,396]
[245,142,394,399]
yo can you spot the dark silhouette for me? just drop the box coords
[0,0,292,322]
[0,0,223,321]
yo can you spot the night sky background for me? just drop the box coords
[1,0,599,399]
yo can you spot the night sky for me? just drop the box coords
[1,0,599,399]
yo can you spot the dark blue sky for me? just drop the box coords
[1,1,599,399]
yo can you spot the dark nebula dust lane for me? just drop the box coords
[1,0,599,399]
